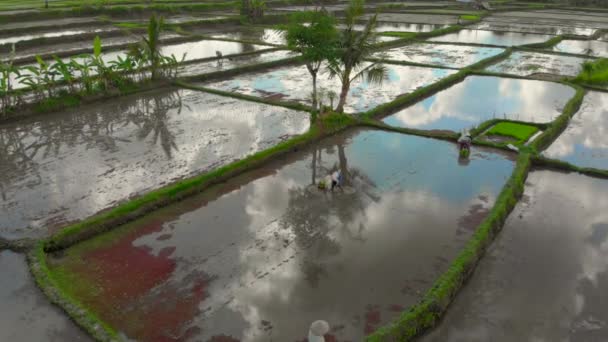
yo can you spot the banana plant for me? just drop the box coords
[51,56,76,93]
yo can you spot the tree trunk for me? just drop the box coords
[311,147,317,185]
[311,72,318,111]
[45,0,49,8]
[335,77,350,113]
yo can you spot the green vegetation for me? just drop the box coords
[486,122,539,142]
[29,243,119,341]
[285,11,338,111]
[378,31,417,39]
[574,58,608,86]
[0,16,184,117]
[530,85,585,152]
[460,14,481,21]
[329,0,387,113]
[367,152,532,341]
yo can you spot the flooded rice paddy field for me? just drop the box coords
[0,251,90,342]
[0,88,309,239]
[48,128,515,341]
[370,13,459,25]
[0,17,103,31]
[202,63,457,113]
[0,26,120,45]
[383,76,575,132]
[344,22,449,33]
[493,10,608,27]
[552,39,608,58]
[428,29,553,46]
[423,170,608,342]
[179,50,295,77]
[482,16,608,31]
[544,92,608,171]
[377,43,504,68]
[470,21,596,36]
[487,51,589,77]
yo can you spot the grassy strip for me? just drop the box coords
[520,35,563,49]
[28,242,119,341]
[366,57,460,71]
[43,113,363,251]
[176,80,312,112]
[466,47,512,70]
[530,84,585,152]
[367,152,532,341]
[459,14,481,21]
[470,118,548,138]
[573,58,608,87]
[532,155,608,179]
[515,46,598,60]
[362,70,468,120]
[486,122,538,141]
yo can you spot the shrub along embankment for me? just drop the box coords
[367,151,532,341]
[529,84,585,152]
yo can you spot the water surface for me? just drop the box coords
[202,63,457,113]
[383,76,575,131]
[544,92,608,170]
[0,251,90,342]
[471,21,596,36]
[487,51,588,77]
[0,27,115,45]
[0,88,309,239]
[377,43,504,68]
[552,39,608,58]
[51,128,514,341]
[428,29,553,46]
[423,170,608,342]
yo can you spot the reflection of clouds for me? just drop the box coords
[553,40,608,58]
[386,76,574,131]
[0,89,309,239]
[125,130,512,341]
[428,29,552,46]
[544,92,608,169]
[205,63,456,113]
[488,51,588,77]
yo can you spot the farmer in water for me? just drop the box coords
[331,170,343,192]
[457,131,472,155]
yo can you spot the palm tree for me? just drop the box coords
[328,0,387,113]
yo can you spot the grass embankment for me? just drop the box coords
[367,152,532,341]
[530,84,585,152]
[486,122,538,142]
[44,112,355,252]
[533,155,608,179]
[29,243,119,341]
[519,35,563,49]
[459,14,480,21]
[573,58,608,87]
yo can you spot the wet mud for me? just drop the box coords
[202,63,457,113]
[0,17,102,32]
[383,75,575,132]
[370,13,458,25]
[377,43,504,68]
[0,26,119,45]
[552,39,608,58]
[487,51,589,77]
[428,29,553,47]
[0,250,90,342]
[0,87,309,239]
[50,128,514,341]
[544,91,608,170]
[422,170,608,342]
[180,50,295,77]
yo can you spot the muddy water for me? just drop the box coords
[211,28,286,45]
[428,29,553,46]
[202,63,457,113]
[0,88,309,240]
[422,170,608,342]
[0,17,101,31]
[50,128,514,342]
[383,76,575,132]
[0,250,90,341]
[552,39,608,58]
[342,22,449,33]
[487,51,589,77]
[377,43,504,68]
[544,92,608,170]
[0,27,118,45]
[471,21,596,36]
[162,39,269,61]
[180,50,295,77]
[371,13,458,25]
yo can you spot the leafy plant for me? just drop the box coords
[328,0,387,113]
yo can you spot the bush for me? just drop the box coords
[574,58,608,86]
